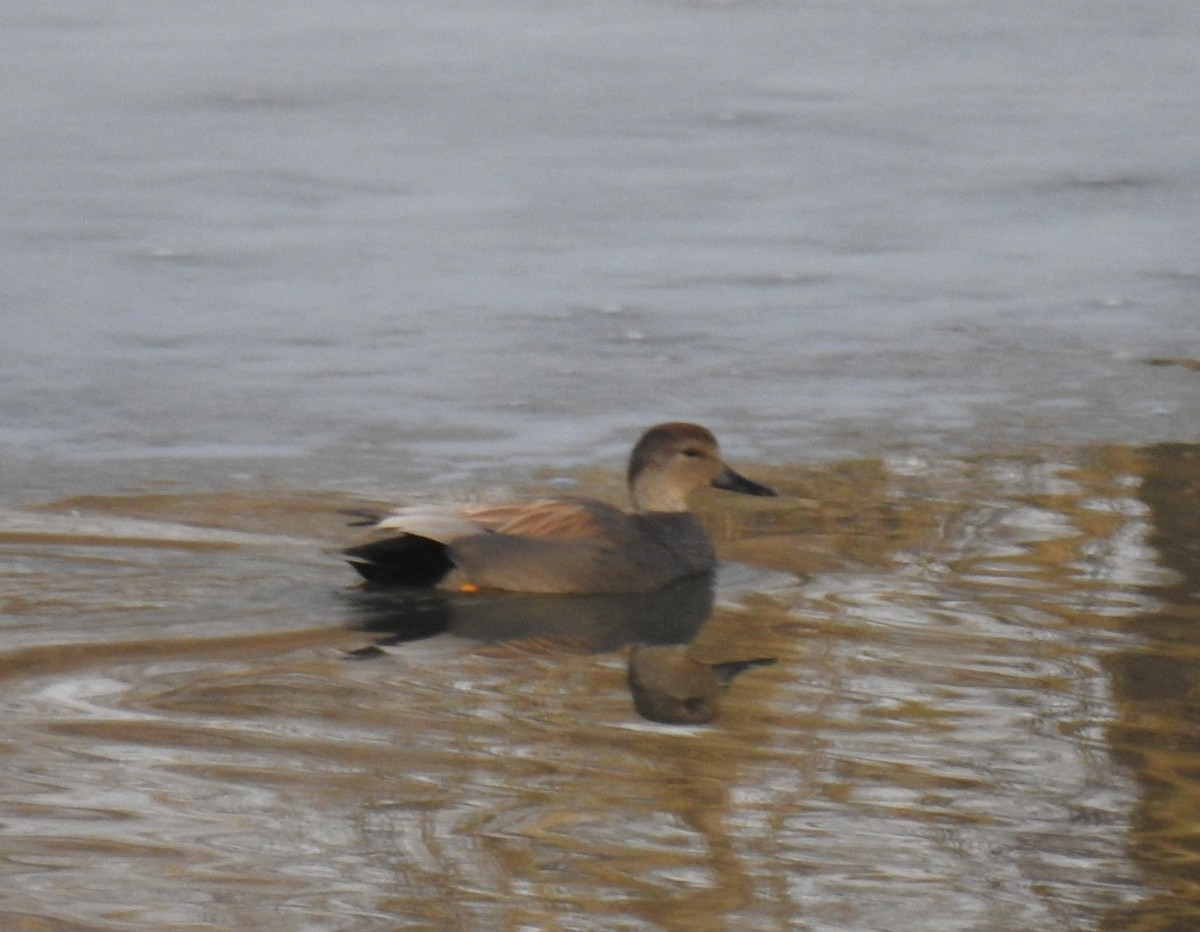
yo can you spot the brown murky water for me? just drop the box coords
[2,445,1199,930]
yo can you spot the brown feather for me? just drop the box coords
[458,499,622,541]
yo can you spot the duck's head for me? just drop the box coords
[626,422,777,512]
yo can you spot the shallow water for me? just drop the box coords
[2,444,1200,929]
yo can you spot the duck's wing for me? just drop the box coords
[368,498,624,544]
[459,499,625,541]
[370,506,491,544]
[349,498,641,593]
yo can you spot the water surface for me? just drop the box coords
[2,0,1199,498]
[3,445,1200,929]
[3,1,1200,928]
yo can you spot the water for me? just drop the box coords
[4,446,1200,929]
[3,1,1200,928]
[2,0,1199,495]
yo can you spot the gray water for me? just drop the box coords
[3,2,1200,930]
[3,0,1198,499]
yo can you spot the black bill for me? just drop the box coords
[711,466,777,497]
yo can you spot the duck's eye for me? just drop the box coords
[681,448,704,459]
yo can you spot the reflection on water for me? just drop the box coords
[344,576,775,725]
[628,647,775,726]
[344,573,718,653]
[1102,444,1200,932]
[2,446,1200,928]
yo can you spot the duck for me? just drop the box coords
[342,422,776,594]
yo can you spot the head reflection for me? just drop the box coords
[343,574,772,724]
[628,647,774,726]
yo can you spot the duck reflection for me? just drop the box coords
[343,574,773,725]
[628,646,775,725]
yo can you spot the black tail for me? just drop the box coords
[343,535,455,587]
